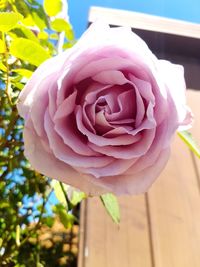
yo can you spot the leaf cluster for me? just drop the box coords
[0,1,79,266]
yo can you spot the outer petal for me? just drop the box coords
[100,148,170,195]
[23,118,110,196]
[158,59,193,130]
[17,51,70,119]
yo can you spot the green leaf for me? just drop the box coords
[51,180,68,209]
[100,193,120,224]
[52,204,75,228]
[38,31,48,40]
[0,200,9,209]
[178,130,200,158]
[0,39,5,53]
[50,18,68,32]
[0,61,6,71]
[65,25,74,41]
[10,38,50,66]
[0,12,23,32]
[16,225,20,247]
[0,0,7,9]
[50,18,74,41]
[70,190,86,206]
[59,210,75,228]
[43,0,63,17]
[0,61,7,72]
[12,68,33,78]
[13,0,30,17]
[42,216,54,228]
[31,10,47,31]
[49,33,58,40]
[12,25,39,43]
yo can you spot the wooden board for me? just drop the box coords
[78,90,200,267]
[89,6,200,39]
[79,196,152,267]
[187,90,200,179]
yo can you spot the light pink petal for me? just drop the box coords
[54,91,77,120]
[100,147,170,195]
[82,104,96,133]
[89,129,156,159]
[72,21,157,75]
[77,157,137,178]
[44,109,114,168]
[130,75,155,104]
[17,51,69,119]
[146,102,156,124]
[92,70,128,85]
[124,119,171,175]
[95,110,113,134]
[30,74,57,137]
[54,114,98,156]
[109,118,135,125]
[48,81,58,119]
[105,89,136,122]
[76,106,140,146]
[74,56,147,84]
[23,118,109,196]
[80,81,112,105]
[134,86,145,127]
[101,94,119,113]
[158,59,192,130]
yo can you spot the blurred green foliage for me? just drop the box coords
[0,1,82,266]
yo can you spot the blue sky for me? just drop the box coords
[68,0,200,38]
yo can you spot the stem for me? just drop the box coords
[0,107,18,150]
[56,31,65,54]
[2,32,12,105]
[59,181,73,210]
[19,189,53,247]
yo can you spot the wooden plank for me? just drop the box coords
[89,6,200,39]
[187,90,200,178]
[79,196,152,267]
[78,200,87,267]
[148,90,200,267]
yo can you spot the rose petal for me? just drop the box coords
[76,106,141,146]
[44,109,114,168]
[158,59,193,130]
[54,91,77,120]
[77,157,137,178]
[92,70,128,85]
[55,114,98,156]
[100,147,170,195]
[89,129,156,159]
[17,51,69,119]
[23,117,109,196]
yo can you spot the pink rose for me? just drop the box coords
[17,22,192,195]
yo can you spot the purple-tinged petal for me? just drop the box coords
[44,109,114,168]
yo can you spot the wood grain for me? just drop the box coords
[187,90,200,180]
[147,90,200,267]
[89,6,200,39]
[80,196,152,267]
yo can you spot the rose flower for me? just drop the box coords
[17,22,192,196]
